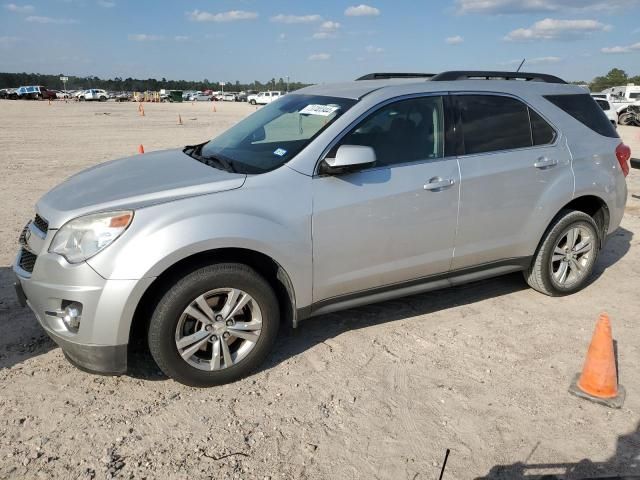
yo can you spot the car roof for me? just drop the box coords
[297,78,585,100]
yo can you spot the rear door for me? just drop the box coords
[451,93,573,269]
[312,95,460,302]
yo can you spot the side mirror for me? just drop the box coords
[319,145,376,175]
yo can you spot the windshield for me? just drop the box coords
[199,94,356,174]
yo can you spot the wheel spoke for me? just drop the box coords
[552,253,565,262]
[221,338,233,367]
[185,306,212,325]
[219,289,240,318]
[226,293,251,320]
[176,329,210,349]
[569,258,582,274]
[554,261,569,284]
[210,338,221,370]
[194,295,214,322]
[230,320,262,331]
[566,228,578,250]
[228,329,259,343]
[179,334,211,360]
[573,240,592,256]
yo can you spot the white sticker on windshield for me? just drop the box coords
[299,104,340,116]
[273,148,287,157]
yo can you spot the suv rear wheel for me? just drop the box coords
[148,263,279,387]
[525,210,599,296]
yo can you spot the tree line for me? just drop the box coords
[1,68,638,93]
[571,68,640,92]
[0,72,311,93]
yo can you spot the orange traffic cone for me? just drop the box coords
[48,98,51,106]
[139,105,145,117]
[177,114,183,125]
[212,103,216,112]
[138,144,145,154]
[569,313,625,408]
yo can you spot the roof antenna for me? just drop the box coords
[516,58,526,73]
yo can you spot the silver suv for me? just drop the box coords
[14,71,630,387]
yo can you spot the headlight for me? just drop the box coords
[49,211,133,263]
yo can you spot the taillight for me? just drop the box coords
[616,143,631,177]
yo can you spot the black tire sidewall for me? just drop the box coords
[148,264,280,387]
[538,212,599,295]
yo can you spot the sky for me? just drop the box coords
[1,0,640,84]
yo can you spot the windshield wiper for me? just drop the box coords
[183,144,237,173]
[200,155,237,173]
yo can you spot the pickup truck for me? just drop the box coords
[248,91,283,105]
[14,86,57,100]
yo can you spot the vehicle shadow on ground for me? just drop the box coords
[474,421,640,479]
[591,227,633,281]
[0,267,55,370]
[127,226,633,381]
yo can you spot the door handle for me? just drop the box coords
[423,177,455,191]
[534,156,558,169]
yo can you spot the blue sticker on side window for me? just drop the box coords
[273,148,287,157]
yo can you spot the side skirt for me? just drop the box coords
[296,257,532,322]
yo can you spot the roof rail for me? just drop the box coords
[356,72,436,81]
[430,71,567,84]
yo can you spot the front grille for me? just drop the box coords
[19,248,37,273]
[33,214,49,234]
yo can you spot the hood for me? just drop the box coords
[37,149,246,228]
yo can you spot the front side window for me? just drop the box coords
[337,96,445,167]
[457,95,532,155]
[198,94,356,174]
[630,92,640,99]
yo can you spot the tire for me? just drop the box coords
[250,99,256,105]
[618,113,634,126]
[148,263,280,387]
[524,210,600,296]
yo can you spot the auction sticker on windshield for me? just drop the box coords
[299,104,340,116]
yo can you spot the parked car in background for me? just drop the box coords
[0,88,16,99]
[13,70,629,387]
[592,96,618,127]
[221,92,237,102]
[250,91,282,105]
[56,90,72,99]
[188,92,211,102]
[78,89,108,101]
[14,86,57,100]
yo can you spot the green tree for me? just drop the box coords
[590,68,629,91]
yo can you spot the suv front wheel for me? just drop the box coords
[148,263,280,387]
[525,210,600,296]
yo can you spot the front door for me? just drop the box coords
[312,95,460,303]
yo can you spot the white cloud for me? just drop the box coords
[97,0,115,7]
[312,20,341,39]
[187,10,258,22]
[128,33,163,41]
[25,15,77,24]
[345,4,380,16]
[502,56,562,65]
[4,3,34,13]
[309,53,331,61]
[174,35,189,42]
[270,14,322,24]
[456,0,640,14]
[601,42,640,54]
[365,45,384,53]
[445,35,464,45]
[504,18,609,41]
[0,35,19,48]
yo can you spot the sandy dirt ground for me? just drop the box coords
[0,99,639,480]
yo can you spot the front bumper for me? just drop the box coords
[13,250,153,375]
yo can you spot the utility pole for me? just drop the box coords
[286,76,290,93]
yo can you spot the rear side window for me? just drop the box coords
[457,95,532,155]
[529,108,557,145]
[544,94,618,138]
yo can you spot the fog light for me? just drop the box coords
[62,302,82,331]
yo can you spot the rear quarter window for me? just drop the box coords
[544,94,618,138]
